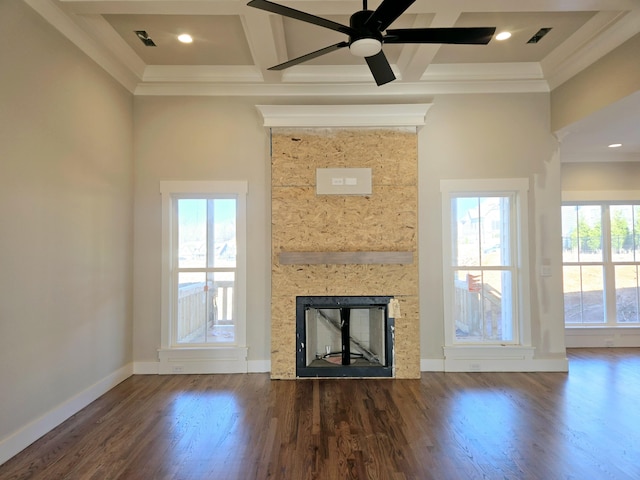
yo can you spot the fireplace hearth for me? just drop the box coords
[296,296,394,378]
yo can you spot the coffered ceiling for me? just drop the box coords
[24,0,640,159]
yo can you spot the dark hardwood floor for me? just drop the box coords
[2,348,640,479]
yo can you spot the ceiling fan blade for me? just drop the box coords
[385,27,496,45]
[365,50,395,86]
[268,42,349,71]
[364,0,415,32]
[247,0,354,36]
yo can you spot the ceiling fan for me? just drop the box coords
[247,0,496,86]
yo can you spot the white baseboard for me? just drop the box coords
[133,361,160,374]
[135,359,271,374]
[565,327,640,348]
[441,345,568,372]
[248,359,271,373]
[421,355,568,372]
[0,363,133,466]
[420,358,445,371]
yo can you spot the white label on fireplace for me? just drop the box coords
[317,168,372,195]
[388,299,401,318]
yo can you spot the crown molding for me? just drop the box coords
[545,9,640,90]
[134,78,549,96]
[142,65,264,83]
[254,104,433,128]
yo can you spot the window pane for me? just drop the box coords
[452,197,480,267]
[178,198,236,269]
[635,206,640,262]
[615,265,640,323]
[580,265,605,323]
[563,265,604,324]
[178,199,207,268]
[453,269,512,342]
[562,205,579,262]
[610,205,634,262]
[177,271,235,344]
[210,271,235,341]
[177,272,207,343]
[578,205,602,262]
[454,270,481,340]
[213,199,237,268]
[483,270,513,342]
[563,266,582,323]
[480,197,510,267]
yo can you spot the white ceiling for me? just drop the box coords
[25,0,640,160]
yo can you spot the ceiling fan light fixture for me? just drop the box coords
[496,31,512,41]
[349,38,382,57]
[178,33,193,44]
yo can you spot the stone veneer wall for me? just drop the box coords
[271,128,420,379]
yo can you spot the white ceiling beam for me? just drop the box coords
[24,0,141,91]
[73,13,146,78]
[241,11,284,83]
[396,12,461,83]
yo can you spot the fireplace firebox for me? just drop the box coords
[296,296,394,378]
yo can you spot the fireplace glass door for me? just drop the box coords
[296,296,394,378]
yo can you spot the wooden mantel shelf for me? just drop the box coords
[278,251,413,265]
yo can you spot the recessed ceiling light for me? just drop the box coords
[608,143,623,148]
[495,31,512,41]
[178,34,193,44]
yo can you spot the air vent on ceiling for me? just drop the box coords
[134,30,156,47]
[527,28,552,44]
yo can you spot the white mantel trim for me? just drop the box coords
[255,104,433,128]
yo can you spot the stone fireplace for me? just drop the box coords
[259,105,429,380]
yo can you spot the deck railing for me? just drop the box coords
[177,281,234,342]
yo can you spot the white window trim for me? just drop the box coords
[159,180,248,374]
[440,179,534,371]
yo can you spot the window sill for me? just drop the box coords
[158,346,248,374]
[566,325,640,331]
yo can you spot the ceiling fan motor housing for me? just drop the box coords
[349,10,383,57]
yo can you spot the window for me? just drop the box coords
[159,181,247,373]
[174,197,238,344]
[441,179,531,347]
[562,202,640,325]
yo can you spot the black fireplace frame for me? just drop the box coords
[296,295,394,378]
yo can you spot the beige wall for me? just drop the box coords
[418,93,566,360]
[0,0,133,448]
[551,33,640,132]
[562,162,640,192]
[132,96,271,364]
